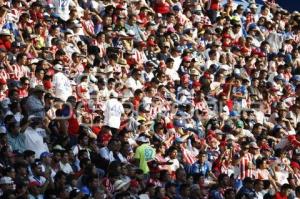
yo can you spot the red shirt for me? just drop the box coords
[275,192,287,199]
[68,111,80,136]
[132,96,140,110]
[138,13,149,27]
[91,125,101,135]
[154,2,170,14]
[0,38,11,51]
[18,87,28,98]
[209,0,220,10]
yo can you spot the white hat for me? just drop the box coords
[249,142,259,149]
[113,179,130,191]
[65,29,74,35]
[53,145,65,151]
[28,115,41,120]
[136,136,149,143]
[0,29,12,36]
[53,64,63,71]
[0,176,13,185]
[249,3,257,8]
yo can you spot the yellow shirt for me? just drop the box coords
[134,143,156,174]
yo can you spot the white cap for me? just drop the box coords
[53,64,63,71]
[113,179,130,191]
[136,136,149,143]
[249,142,259,149]
[0,29,12,36]
[0,176,13,185]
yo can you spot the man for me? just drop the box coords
[99,139,123,163]
[10,52,29,80]
[236,177,256,199]
[253,179,264,199]
[187,151,217,180]
[134,135,156,174]
[24,116,49,159]
[29,162,50,196]
[237,141,254,182]
[125,14,145,42]
[7,121,25,153]
[40,152,55,182]
[165,181,177,199]
[52,0,72,21]
[52,64,72,102]
[24,85,46,118]
[0,176,15,197]
[209,174,230,199]
[125,69,143,98]
[104,91,124,134]
[275,184,292,199]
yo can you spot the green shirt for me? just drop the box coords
[134,143,156,174]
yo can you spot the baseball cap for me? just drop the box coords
[136,136,149,143]
[183,56,191,62]
[0,176,13,185]
[40,151,53,159]
[172,5,180,11]
[53,64,63,71]
[249,142,259,149]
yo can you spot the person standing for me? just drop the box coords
[104,91,124,134]
[134,135,156,175]
[52,0,72,21]
[52,64,72,102]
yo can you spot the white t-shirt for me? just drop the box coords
[24,127,49,159]
[52,0,72,21]
[165,157,180,172]
[104,98,124,129]
[165,68,180,81]
[170,56,182,72]
[59,162,73,174]
[53,72,72,102]
[125,77,143,91]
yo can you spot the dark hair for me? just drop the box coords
[16,53,27,63]
[23,150,35,158]
[54,171,67,182]
[218,173,228,184]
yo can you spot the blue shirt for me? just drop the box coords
[186,161,212,177]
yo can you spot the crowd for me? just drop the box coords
[0,0,300,198]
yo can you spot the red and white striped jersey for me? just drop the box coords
[238,153,254,180]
